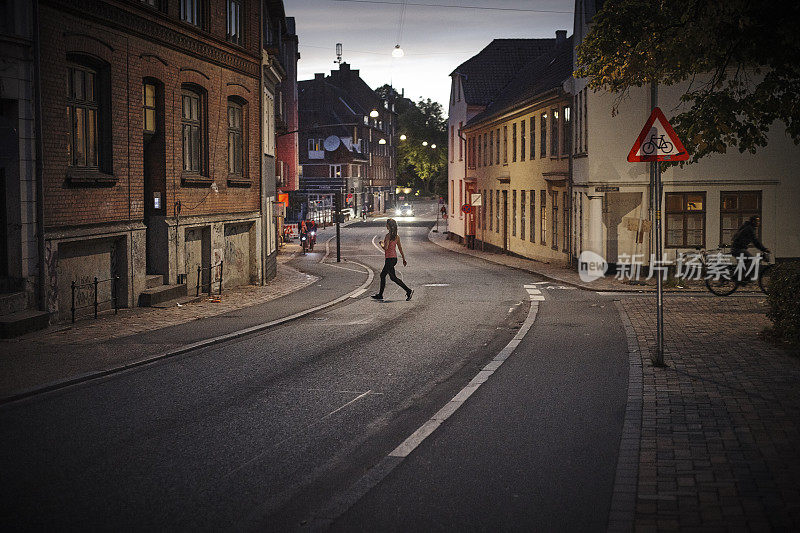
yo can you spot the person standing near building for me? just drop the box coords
[372,219,413,301]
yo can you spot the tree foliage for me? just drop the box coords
[376,85,447,194]
[574,0,800,164]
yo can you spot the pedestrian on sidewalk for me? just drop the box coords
[372,218,413,301]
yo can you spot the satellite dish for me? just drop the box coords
[323,135,341,151]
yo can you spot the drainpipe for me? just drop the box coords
[32,0,46,312]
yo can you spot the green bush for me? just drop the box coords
[766,260,800,348]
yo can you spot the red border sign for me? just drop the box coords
[461,204,471,214]
[627,107,689,162]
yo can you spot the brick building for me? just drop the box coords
[275,16,299,193]
[298,62,396,214]
[37,0,264,322]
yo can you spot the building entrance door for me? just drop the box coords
[142,80,166,277]
[502,190,509,252]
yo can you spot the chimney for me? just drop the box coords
[340,62,350,72]
[314,73,324,81]
[556,30,567,43]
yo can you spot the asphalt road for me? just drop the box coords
[0,200,629,531]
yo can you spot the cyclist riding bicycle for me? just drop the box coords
[731,215,769,275]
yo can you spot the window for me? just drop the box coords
[226,0,243,45]
[511,123,517,162]
[477,135,481,167]
[721,191,761,245]
[551,109,559,157]
[450,125,454,162]
[459,121,463,161]
[495,190,500,233]
[530,116,535,160]
[481,189,487,229]
[181,87,204,174]
[488,189,493,231]
[520,120,525,161]
[552,191,559,250]
[227,99,244,177]
[563,106,571,155]
[512,190,517,236]
[540,112,547,158]
[496,128,500,165]
[529,190,535,243]
[540,190,547,244]
[489,131,493,166]
[459,181,463,218]
[563,192,570,252]
[503,126,508,164]
[66,63,99,169]
[140,0,166,11]
[576,91,582,153]
[665,192,706,247]
[180,0,204,27]
[143,82,156,133]
[583,88,588,153]
[520,190,526,241]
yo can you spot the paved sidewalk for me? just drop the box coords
[428,231,760,293]
[620,295,800,531]
[0,241,373,401]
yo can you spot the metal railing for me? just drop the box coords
[71,276,119,323]
[196,261,224,297]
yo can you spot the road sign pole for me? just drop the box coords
[651,82,665,367]
[335,190,342,263]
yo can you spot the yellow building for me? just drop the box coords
[462,35,574,265]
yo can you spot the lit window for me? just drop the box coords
[66,64,99,169]
[226,0,243,45]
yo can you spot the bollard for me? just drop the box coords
[196,265,201,296]
[113,276,119,314]
[218,261,224,295]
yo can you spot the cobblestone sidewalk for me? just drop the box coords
[621,295,800,531]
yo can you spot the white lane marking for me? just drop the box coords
[423,283,450,287]
[388,301,540,458]
[322,390,372,420]
[525,282,549,287]
[319,235,335,263]
[322,263,368,274]
[526,288,542,295]
[350,288,367,298]
[544,285,577,290]
[371,235,384,254]
[530,295,545,301]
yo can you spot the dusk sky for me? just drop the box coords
[283,0,575,112]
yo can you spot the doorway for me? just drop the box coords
[502,190,509,252]
[143,79,166,276]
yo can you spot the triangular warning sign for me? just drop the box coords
[627,107,689,162]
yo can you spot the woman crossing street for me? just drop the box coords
[372,218,414,301]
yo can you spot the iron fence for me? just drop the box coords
[196,261,224,297]
[71,276,119,323]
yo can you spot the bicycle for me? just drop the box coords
[698,246,774,296]
[641,134,674,155]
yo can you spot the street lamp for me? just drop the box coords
[399,134,407,141]
[392,45,405,58]
[369,109,379,118]
[431,144,437,149]
[422,141,428,146]
[379,138,387,145]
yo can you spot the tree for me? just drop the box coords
[396,98,448,194]
[575,0,800,164]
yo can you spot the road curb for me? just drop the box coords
[0,261,375,407]
[425,230,743,295]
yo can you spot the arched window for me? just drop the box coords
[181,86,205,175]
[227,98,244,177]
[66,62,99,169]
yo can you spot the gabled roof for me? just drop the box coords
[451,39,558,107]
[466,36,574,128]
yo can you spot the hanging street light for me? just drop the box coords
[431,144,437,149]
[369,109,379,118]
[392,45,405,58]
[399,134,407,141]
[379,138,387,145]
[422,141,428,146]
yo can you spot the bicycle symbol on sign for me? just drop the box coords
[641,134,673,155]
